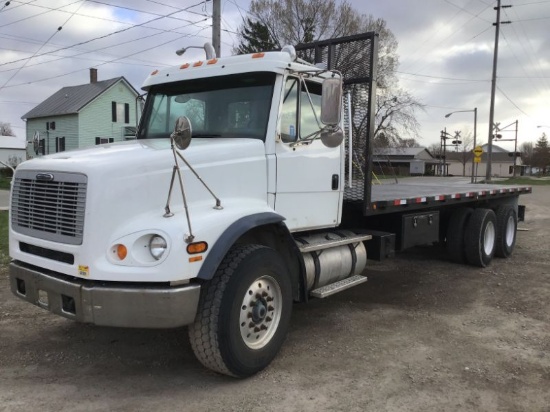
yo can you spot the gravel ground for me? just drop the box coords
[0,187,548,412]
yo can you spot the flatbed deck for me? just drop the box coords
[344,177,532,215]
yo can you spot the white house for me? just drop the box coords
[0,135,27,168]
[21,68,140,159]
[446,144,524,178]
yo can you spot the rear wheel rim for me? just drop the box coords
[484,221,496,255]
[505,215,515,246]
[239,275,282,350]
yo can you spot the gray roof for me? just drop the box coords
[374,147,434,159]
[21,77,137,120]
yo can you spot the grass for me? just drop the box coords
[493,176,550,186]
[0,211,9,265]
[0,176,11,190]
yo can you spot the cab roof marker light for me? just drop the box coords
[151,69,159,75]
[207,58,218,65]
[193,61,203,67]
[180,63,190,69]
[251,52,265,59]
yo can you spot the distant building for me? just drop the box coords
[373,147,438,176]
[445,144,524,177]
[0,135,26,167]
[21,69,140,158]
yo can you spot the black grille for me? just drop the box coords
[11,170,87,245]
[19,242,75,264]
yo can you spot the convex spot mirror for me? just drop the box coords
[171,116,192,150]
[320,77,344,148]
[320,128,344,148]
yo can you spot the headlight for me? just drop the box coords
[149,235,167,260]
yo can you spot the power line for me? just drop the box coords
[9,0,195,28]
[497,85,531,117]
[143,0,211,18]
[402,0,494,74]
[443,0,492,23]
[396,70,488,83]
[0,0,86,92]
[0,0,82,29]
[0,1,208,68]
[2,24,210,90]
[85,0,207,23]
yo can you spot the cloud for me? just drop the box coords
[1,0,549,150]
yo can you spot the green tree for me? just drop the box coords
[533,134,550,175]
[235,18,279,54]
[234,0,424,147]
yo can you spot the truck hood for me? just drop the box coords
[22,138,262,175]
[17,137,269,215]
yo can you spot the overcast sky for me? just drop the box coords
[1,0,548,151]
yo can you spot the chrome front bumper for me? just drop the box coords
[9,261,200,328]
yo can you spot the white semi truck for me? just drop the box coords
[8,33,530,377]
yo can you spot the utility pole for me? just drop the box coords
[486,0,511,181]
[212,0,221,57]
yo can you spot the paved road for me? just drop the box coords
[0,189,9,211]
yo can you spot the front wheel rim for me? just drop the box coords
[239,275,283,350]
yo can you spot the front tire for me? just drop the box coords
[464,208,497,267]
[189,244,292,377]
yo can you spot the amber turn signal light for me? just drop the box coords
[116,244,128,260]
[187,241,208,254]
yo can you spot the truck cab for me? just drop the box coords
[9,45,367,378]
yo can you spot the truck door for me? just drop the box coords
[274,76,342,231]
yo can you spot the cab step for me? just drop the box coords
[309,275,368,299]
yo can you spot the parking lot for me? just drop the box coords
[0,186,549,412]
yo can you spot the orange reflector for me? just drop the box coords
[116,244,128,260]
[151,69,158,75]
[193,61,203,67]
[180,63,190,69]
[189,256,203,263]
[207,58,218,65]
[187,241,208,254]
[251,52,265,59]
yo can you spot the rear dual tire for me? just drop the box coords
[495,205,517,258]
[464,208,497,267]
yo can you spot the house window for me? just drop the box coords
[96,137,114,145]
[39,138,46,155]
[112,101,130,123]
[55,136,66,152]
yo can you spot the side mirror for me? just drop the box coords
[171,116,192,150]
[321,77,343,126]
[320,77,344,148]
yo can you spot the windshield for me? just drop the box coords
[138,72,276,141]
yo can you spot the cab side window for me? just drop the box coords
[281,78,298,142]
[300,81,322,139]
[280,77,322,143]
